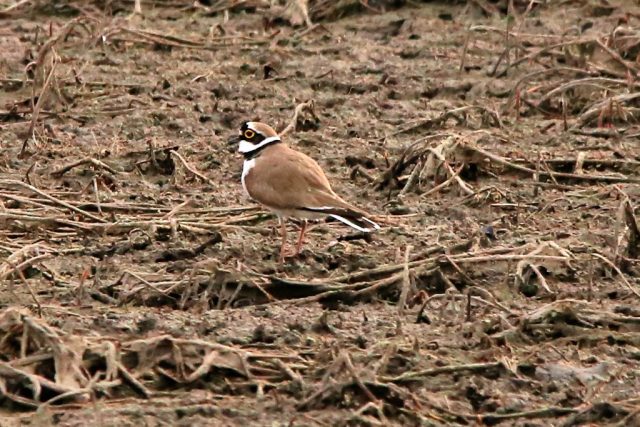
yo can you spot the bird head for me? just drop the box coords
[228,121,281,155]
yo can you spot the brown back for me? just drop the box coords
[245,144,359,212]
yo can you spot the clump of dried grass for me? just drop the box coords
[0,307,305,407]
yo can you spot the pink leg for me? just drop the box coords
[295,220,308,255]
[278,218,288,264]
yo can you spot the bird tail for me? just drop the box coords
[302,206,380,232]
[329,213,380,233]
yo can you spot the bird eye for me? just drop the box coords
[244,130,255,139]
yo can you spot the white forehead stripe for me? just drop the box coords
[246,122,258,131]
[237,136,281,154]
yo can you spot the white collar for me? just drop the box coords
[238,136,281,154]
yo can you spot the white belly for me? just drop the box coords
[241,159,256,196]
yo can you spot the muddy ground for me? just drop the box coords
[1,0,640,425]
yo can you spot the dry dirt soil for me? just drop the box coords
[1,0,640,426]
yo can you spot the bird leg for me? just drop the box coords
[126,0,143,19]
[278,217,289,264]
[295,220,308,255]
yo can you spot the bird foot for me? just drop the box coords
[278,247,302,264]
[125,10,143,21]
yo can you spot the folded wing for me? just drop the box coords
[245,146,380,232]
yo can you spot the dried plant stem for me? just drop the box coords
[170,150,215,186]
[21,58,58,156]
[465,144,640,184]
[0,180,106,223]
[421,164,464,198]
[593,253,640,298]
[279,100,316,137]
[427,148,474,195]
[387,361,504,382]
[397,245,412,314]
[52,158,118,177]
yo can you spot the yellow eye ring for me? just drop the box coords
[244,129,255,139]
